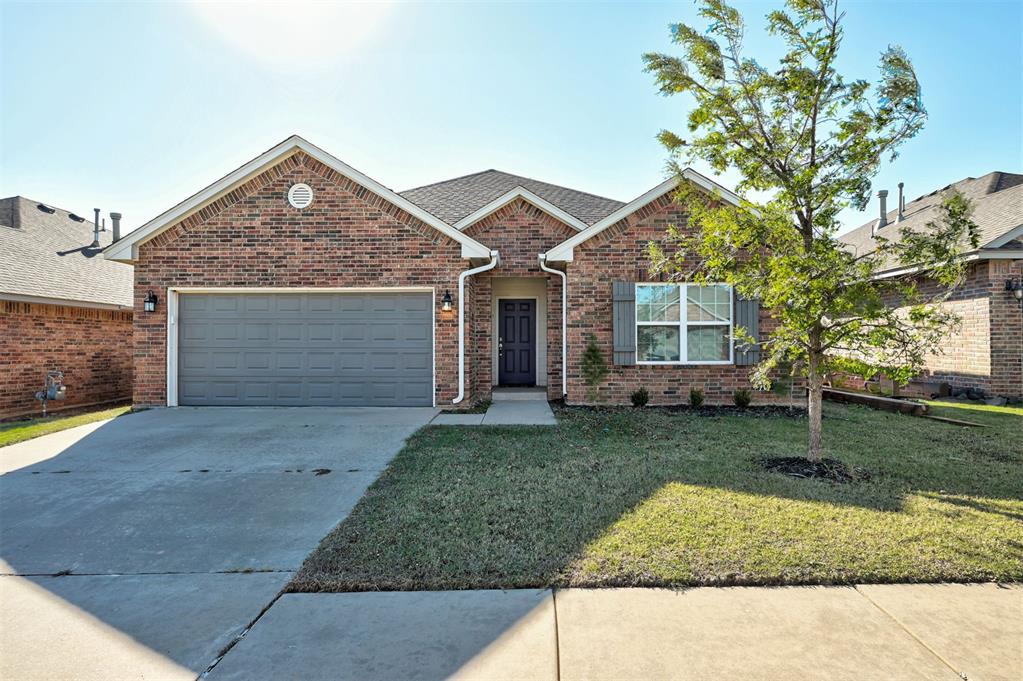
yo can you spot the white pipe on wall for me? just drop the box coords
[538,254,567,397]
[452,251,500,404]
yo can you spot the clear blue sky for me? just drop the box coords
[2,1,1019,236]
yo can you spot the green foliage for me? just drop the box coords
[581,335,610,401]
[630,387,650,408]
[733,389,753,408]
[689,388,705,407]
[643,0,979,459]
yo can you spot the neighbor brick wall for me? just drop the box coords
[985,259,1023,397]
[0,300,132,418]
[883,260,1023,398]
[132,151,470,408]
[566,191,792,406]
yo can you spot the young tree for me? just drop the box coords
[644,0,979,461]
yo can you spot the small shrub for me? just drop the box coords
[733,388,753,408]
[630,387,650,408]
[580,335,609,402]
[689,388,704,407]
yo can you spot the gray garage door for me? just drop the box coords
[177,292,433,406]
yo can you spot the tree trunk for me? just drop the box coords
[806,352,824,462]
[807,379,824,462]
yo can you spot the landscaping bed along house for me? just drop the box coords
[291,400,1022,592]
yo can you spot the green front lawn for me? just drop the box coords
[0,406,131,448]
[291,400,1022,592]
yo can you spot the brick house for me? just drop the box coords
[839,173,1023,399]
[1,197,133,418]
[105,135,781,409]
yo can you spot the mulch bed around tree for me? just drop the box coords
[757,456,869,483]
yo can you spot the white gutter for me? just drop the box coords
[452,250,500,404]
[538,254,567,397]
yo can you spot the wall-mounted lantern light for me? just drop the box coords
[1006,278,1023,309]
[143,290,158,313]
[442,290,453,312]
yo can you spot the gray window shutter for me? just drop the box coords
[612,281,636,366]
[733,292,761,366]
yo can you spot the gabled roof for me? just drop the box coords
[543,169,744,262]
[839,172,1023,266]
[104,135,493,262]
[0,196,133,309]
[451,186,589,232]
[399,169,624,228]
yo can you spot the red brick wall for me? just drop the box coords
[132,151,469,407]
[877,260,1023,398]
[0,300,132,418]
[988,259,1023,397]
[565,191,791,406]
[465,199,578,402]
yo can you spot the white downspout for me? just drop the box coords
[452,250,500,404]
[538,254,567,397]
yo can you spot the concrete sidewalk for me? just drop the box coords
[207,583,1021,680]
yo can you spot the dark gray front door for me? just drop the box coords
[498,299,536,386]
[177,292,433,406]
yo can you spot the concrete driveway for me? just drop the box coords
[0,406,435,681]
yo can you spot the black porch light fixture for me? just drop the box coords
[1006,278,1023,308]
[441,290,453,312]
[143,290,158,313]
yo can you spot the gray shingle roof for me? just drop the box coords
[399,169,625,227]
[0,197,133,308]
[839,172,1023,268]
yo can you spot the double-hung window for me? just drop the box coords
[635,283,732,364]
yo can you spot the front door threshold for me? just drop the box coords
[492,388,548,402]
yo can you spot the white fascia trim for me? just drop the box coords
[453,186,589,232]
[873,249,1023,279]
[543,169,742,263]
[104,135,492,263]
[983,223,1023,249]
[0,292,133,311]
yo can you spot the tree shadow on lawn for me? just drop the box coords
[290,402,1023,592]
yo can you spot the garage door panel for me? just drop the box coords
[178,292,433,406]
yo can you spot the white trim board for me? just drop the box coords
[544,169,743,263]
[164,286,437,408]
[873,249,1023,279]
[453,187,588,232]
[104,135,492,263]
[0,292,133,311]
[984,224,1023,249]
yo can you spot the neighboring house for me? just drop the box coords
[838,173,1023,398]
[0,197,134,418]
[105,135,777,409]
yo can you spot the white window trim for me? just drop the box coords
[634,282,734,365]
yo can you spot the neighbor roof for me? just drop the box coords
[399,169,625,227]
[839,172,1023,269]
[0,197,133,309]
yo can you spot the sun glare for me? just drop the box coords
[188,1,394,72]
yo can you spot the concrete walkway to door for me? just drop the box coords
[432,388,557,426]
[204,583,1021,680]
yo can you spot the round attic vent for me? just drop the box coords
[287,183,314,209]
